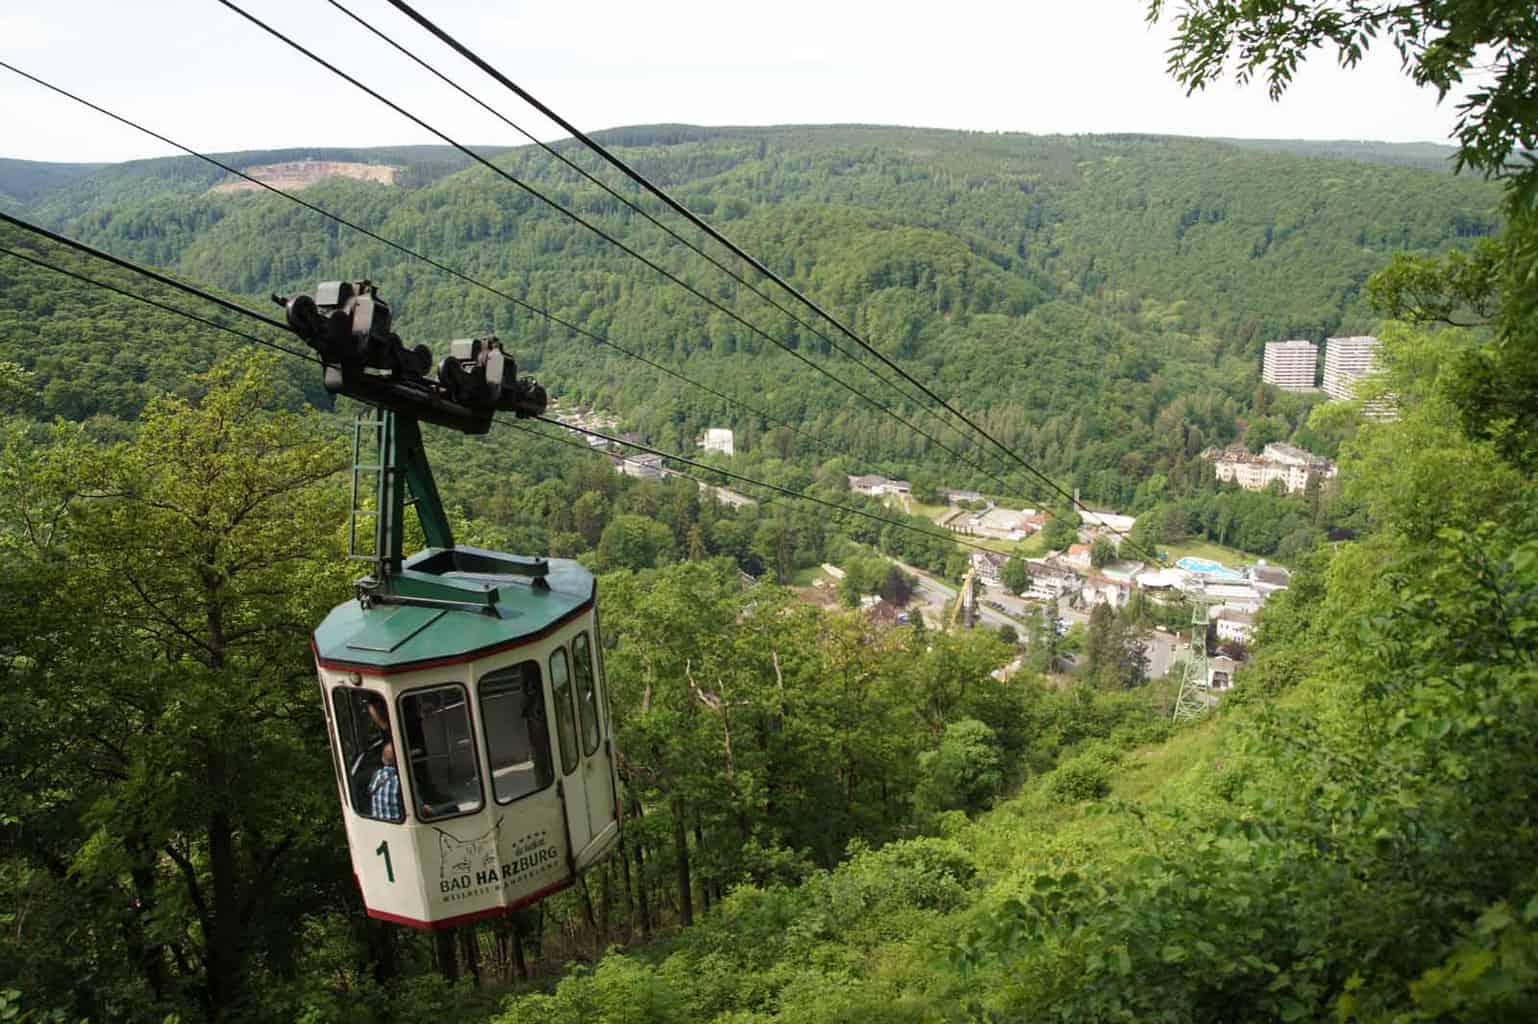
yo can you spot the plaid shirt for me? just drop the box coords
[368,764,403,821]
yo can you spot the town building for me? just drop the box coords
[1323,335,1381,400]
[1262,339,1319,391]
[616,453,664,480]
[1212,608,1255,644]
[848,474,911,497]
[1023,559,1078,601]
[1082,574,1131,608]
[1207,654,1239,691]
[699,428,735,456]
[698,482,756,509]
[1249,564,1291,595]
[1079,509,1136,534]
[1064,543,1093,570]
[938,488,984,504]
[970,550,1008,586]
[1203,442,1336,494]
[963,506,1034,541]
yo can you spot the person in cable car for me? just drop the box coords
[369,742,404,822]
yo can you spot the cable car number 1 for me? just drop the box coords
[375,840,395,883]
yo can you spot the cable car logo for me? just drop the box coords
[432,820,561,901]
[437,819,502,880]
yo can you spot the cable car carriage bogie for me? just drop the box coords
[280,281,621,930]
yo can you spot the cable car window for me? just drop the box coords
[332,688,402,822]
[399,685,484,821]
[549,647,579,776]
[478,662,554,804]
[572,632,601,757]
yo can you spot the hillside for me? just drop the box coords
[0,126,1500,511]
[3,107,1537,1024]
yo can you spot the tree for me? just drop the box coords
[914,719,1004,817]
[596,514,677,571]
[1089,535,1117,568]
[1084,603,1147,689]
[0,355,350,1019]
[1001,556,1029,595]
[878,564,914,606]
[571,490,609,548]
[1040,509,1080,552]
[1152,0,1538,470]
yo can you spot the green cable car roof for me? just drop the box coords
[313,553,595,674]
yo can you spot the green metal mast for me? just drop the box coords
[349,407,551,613]
[1172,592,1216,723]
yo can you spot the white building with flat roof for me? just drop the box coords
[1263,339,1318,391]
[1323,336,1381,400]
[700,428,735,456]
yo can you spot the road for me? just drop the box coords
[894,560,1020,632]
[895,561,1180,678]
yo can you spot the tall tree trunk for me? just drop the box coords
[435,929,459,980]
[205,751,243,1019]
[123,837,167,1004]
[576,875,599,951]
[509,916,528,981]
[693,821,712,910]
[597,860,613,948]
[632,833,652,937]
[367,919,397,987]
[671,796,693,927]
[460,926,481,985]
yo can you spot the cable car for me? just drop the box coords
[279,281,621,929]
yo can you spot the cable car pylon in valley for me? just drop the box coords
[276,281,621,929]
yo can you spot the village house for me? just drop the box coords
[1064,543,1093,570]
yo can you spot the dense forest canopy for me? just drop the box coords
[0,126,1498,518]
[3,5,1537,1014]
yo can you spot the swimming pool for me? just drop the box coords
[1176,556,1245,581]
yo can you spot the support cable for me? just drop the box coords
[9,238,1013,569]
[382,0,1163,564]
[0,245,317,363]
[214,0,1012,486]
[532,416,1009,558]
[324,0,1003,472]
[0,59,836,457]
[0,212,310,359]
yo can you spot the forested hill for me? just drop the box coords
[0,126,1499,508]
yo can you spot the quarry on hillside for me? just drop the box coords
[210,160,399,193]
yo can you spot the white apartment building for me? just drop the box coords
[1204,442,1335,494]
[1262,339,1318,391]
[1323,335,1381,400]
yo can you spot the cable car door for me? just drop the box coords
[548,645,594,857]
[571,631,617,846]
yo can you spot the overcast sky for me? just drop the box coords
[1,0,1469,164]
